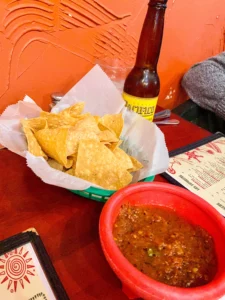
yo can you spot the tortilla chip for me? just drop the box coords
[74,139,132,190]
[40,111,78,129]
[66,116,100,156]
[66,128,99,156]
[70,152,78,166]
[128,156,144,172]
[65,168,74,176]
[73,115,100,134]
[98,130,118,143]
[101,142,110,145]
[94,116,100,123]
[59,102,85,117]
[48,159,64,171]
[22,121,47,158]
[75,113,91,120]
[35,127,72,168]
[113,147,133,170]
[21,117,47,132]
[106,140,123,151]
[97,122,111,132]
[99,113,123,138]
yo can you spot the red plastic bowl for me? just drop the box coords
[99,182,225,300]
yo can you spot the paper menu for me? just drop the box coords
[0,243,56,300]
[165,135,225,216]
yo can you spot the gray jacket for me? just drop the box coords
[182,52,225,121]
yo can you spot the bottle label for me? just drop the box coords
[123,92,158,121]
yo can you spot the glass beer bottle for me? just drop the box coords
[123,0,168,121]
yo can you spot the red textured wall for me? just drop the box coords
[0,0,224,112]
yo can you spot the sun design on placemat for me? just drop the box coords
[0,247,35,293]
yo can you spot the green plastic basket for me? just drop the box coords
[70,175,155,202]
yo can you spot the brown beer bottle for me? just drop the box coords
[123,0,168,121]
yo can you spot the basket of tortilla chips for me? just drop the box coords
[21,101,154,202]
[0,65,168,202]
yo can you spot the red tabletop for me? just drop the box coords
[0,113,211,299]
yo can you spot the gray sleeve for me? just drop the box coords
[181,52,225,120]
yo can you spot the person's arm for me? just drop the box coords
[181,52,225,120]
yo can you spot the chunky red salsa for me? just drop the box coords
[113,205,217,288]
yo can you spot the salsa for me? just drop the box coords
[113,205,217,288]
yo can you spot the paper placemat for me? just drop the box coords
[0,229,69,300]
[163,132,225,216]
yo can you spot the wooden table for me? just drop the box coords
[0,113,211,299]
